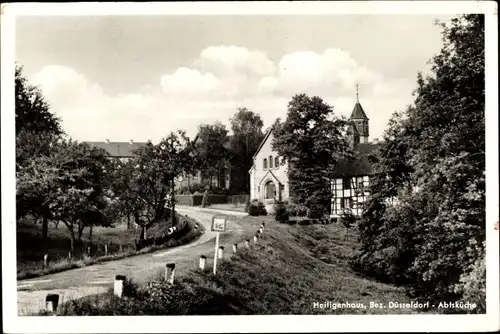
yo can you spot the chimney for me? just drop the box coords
[105,139,110,144]
[129,139,134,144]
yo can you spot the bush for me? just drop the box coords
[307,204,324,219]
[248,204,260,216]
[454,244,486,313]
[274,201,289,223]
[257,201,267,215]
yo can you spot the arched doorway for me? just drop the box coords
[264,180,276,200]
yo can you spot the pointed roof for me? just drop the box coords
[252,129,273,159]
[350,102,369,120]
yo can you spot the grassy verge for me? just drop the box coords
[17,214,204,280]
[45,221,424,315]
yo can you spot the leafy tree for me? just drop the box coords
[228,108,265,192]
[15,64,63,137]
[272,94,351,212]
[114,131,195,238]
[17,140,113,250]
[195,122,230,188]
[356,15,485,305]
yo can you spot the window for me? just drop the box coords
[343,177,351,189]
[265,181,276,199]
[269,155,273,168]
[275,156,280,168]
[263,158,267,169]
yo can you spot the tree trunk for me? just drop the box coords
[42,216,48,239]
[64,222,76,252]
[77,223,84,241]
[171,178,176,226]
[140,225,145,240]
[89,225,93,242]
[127,213,131,229]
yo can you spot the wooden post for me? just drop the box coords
[261,222,265,229]
[213,232,220,275]
[114,275,126,297]
[253,235,258,243]
[68,251,72,260]
[245,239,250,248]
[165,263,175,284]
[45,294,59,314]
[259,227,263,234]
[218,246,224,260]
[104,244,108,255]
[87,246,91,256]
[232,244,238,253]
[43,254,49,268]
[199,255,207,270]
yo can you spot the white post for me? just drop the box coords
[199,255,207,270]
[87,246,91,256]
[261,222,265,229]
[119,244,123,253]
[218,246,224,260]
[68,251,72,260]
[43,254,49,268]
[45,294,59,314]
[104,244,108,255]
[245,239,250,248]
[232,244,238,253]
[165,263,175,284]
[259,227,263,234]
[254,235,258,243]
[114,275,126,297]
[213,232,220,275]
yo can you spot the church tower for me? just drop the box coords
[349,85,369,144]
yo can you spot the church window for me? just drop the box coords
[269,155,273,168]
[275,156,280,167]
[263,158,267,169]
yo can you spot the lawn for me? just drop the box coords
[46,218,423,315]
[207,203,247,213]
[17,213,202,280]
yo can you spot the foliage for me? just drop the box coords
[194,122,230,187]
[454,242,485,313]
[228,108,266,192]
[257,201,267,215]
[201,189,210,208]
[247,204,260,216]
[274,201,289,223]
[355,15,485,304]
[15,64,63,137]
[272,94,351,212]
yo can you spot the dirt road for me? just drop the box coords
[17,206,257,315]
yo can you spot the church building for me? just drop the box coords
[249,92,378,217]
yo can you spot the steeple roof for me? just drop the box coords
[350,102,369,120]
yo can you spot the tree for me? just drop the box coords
[272,94,351,212]
[15,64,63,137]
[356,15,485,305]
[195,122,230,188]
[114,131,195,238]
[228,108,265,192]
[17,140,113,250]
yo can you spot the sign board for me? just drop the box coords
[211,217,227,232]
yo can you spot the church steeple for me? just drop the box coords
[349,85,369,143]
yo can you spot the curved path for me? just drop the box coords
[17,206,256,315]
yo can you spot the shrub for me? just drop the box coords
[454,244,486,313]
[274,201,289,223]
[248,204,260,216]
[286,203,297,216]
[307,204,324,219]
[297,219,311,226]
[257,201,267,216]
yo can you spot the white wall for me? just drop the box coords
[250,132,289,201]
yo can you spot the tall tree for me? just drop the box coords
[272,94,351,212]
[195,122,229,188]
[15,64,63,137]
[356,15,485,306]
[228,108,265,192]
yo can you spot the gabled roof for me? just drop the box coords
[350,102,369,120]
[331,142,380,177]
[258,169,283,186]
[86,141,147,158]
[252,129,273,159]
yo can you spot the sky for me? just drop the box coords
[15,14,453,143]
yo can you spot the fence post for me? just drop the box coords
[245,239,250,248]
[218,246,224,260]
[43,254,49,268]
[114,275,126,297]
[253,235,259,243]
[259,227,263,234]
[199,255,207,270]
[68,251,72,260]
[104,244,108,255]
[261,222,265,229]
[45,294,59,314]
[165,263,175,284]
[119,244,123,253]
[87,246,91,257]
[232,244,238,253]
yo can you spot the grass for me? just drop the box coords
[17,213,204,280]
[46,220,424,315]
[206,203,247,213]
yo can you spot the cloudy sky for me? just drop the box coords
[16,14,452,142]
